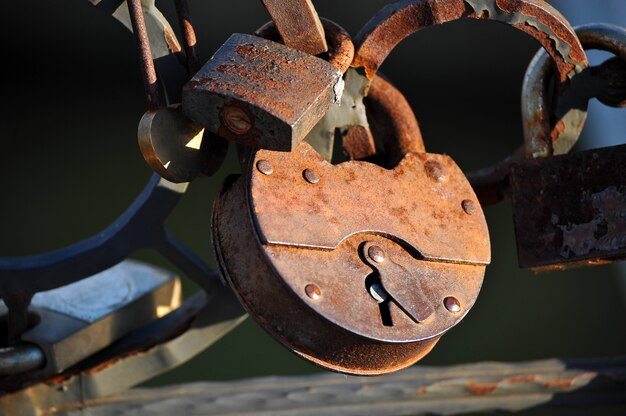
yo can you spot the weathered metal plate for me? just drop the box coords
[247,142,490,264]
[510,144,626,270]
[213,177,443,375]
[1,260,181,376]
[182,34,342,151]
[265,234,485,343]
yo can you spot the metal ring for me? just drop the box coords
[255,18,355,74]
[352,0,588,158]
[522,23,626,157]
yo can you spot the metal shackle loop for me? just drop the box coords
[352,0,588,158]
[255,18,355,74]
[522,23,626,157]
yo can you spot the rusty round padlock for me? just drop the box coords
[213,67,490,375]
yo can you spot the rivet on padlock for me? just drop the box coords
[511,24,626,270]
[182,33,345,151]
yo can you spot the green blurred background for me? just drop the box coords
[1,1,625,414]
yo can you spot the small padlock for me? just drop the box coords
[0,260,180,376]
[182,33,344,151]
[510,24,626,270]
[511,145,626,269]
[213,113,490,375]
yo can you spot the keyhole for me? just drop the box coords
[365,272,393,327]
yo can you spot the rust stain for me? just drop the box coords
[163,26,182,53]
[467,382,498,395]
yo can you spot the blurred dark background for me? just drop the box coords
[1,1,625,415]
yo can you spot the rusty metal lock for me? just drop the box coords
[213,112,490,374]
[510,24,626,270]
[182,32,345,151]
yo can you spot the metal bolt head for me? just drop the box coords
[303,168,320,184]
[425,160,447,182]
[256,160,273,175]
[368,245,386,263]
[462,199,477,215]
[222,105,253,135]
[444,297,461,313]
[305,284,321,300]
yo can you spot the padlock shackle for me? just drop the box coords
[366,75,426,166]
[522,23,626,157]
[255,18,355,74]
[260,0,328,56]
[352,0,588,157]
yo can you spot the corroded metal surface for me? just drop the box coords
[182,34,343,151]
[260,0,328,56]
[523,23,626,157]
[214,140,489,375]
[248,143,489,263]
[58,357,626,416]
[352,0,588,158]
[255,18,354,74]
[510,144,626,270]
[366,74,425,166]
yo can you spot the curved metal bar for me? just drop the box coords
[0,0,202,343]
[255,18,354,74]
[260,0,328,55]
[469,24,626,205]
[0,344,45,376]
[523,23,626,156]
[0,176,186,295]
[90,0,187,103]
[353,0,588,157]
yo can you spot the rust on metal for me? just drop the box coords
[260,0,328,56]
[352,0,587,161]
[365,75,425,165]
[255,18,354,74]
[342,125,377,160]
[214,138,490,375]
[182,33,342,151]
[353,0,586,82]
[248,143,490,263]
[523,23,626,158]
[510,144,626,270]
[174,0,200,74]
[127,0,162,110]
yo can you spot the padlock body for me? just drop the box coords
[511,144,626,270]
[183,34,343,151]
[213,143,490,375]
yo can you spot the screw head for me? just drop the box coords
[256,160,273,175]
[368,245,386,263]
[222,106,253,135]
[425,160,447,182]
[305,284,321,300]
[444,297,461,313]
[462,199,477,215]
[303,168,320,184]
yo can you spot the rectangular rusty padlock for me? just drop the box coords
[510,144,626,270]
[182,33,343,151]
